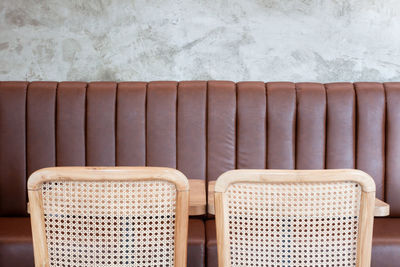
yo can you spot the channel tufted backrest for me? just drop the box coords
[0,81,399,217]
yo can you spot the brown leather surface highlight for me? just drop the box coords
[207,81,236,181]
[325,83,356,169]
[295,82,326,169]
[0,82,27,216]
[86,82,117,166]
[237,82,267,169]
[56,82,87,166]
[355,82,386,199]
[0,218,33,267]
[116,82,147,166]
[188,218,206,267]
[27,82,57,178]
[0,218,32,243]
[371,218,400,266]
[266,82,296,169]
[205,219,217,267]
[177,81,207,180]
[384,82,400,216]
[146,81,178,168]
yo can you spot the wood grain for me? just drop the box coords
[374,198,390,217]
[188,179,206,215]
[208,179,390,217]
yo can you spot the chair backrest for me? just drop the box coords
[27,167,189,267]
[214,169,376,267]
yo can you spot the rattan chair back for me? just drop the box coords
[214,169,375,267]
[28,167,189,267]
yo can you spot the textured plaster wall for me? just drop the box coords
[0,0,400,82]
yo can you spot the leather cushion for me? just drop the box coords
[205,219,218,267]
[0,217,33,267]
[188,218,206,267]
[206,218,400,267]
[372,218,400,267]
[0,217,205,267]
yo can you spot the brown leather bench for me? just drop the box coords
[0,81,399,266]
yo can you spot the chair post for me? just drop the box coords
[174,190,189,267]
[356,191,375,267]
[28,190,49,267]
[215,192,230,267]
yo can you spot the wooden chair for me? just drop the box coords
[27,167,189,267]
[214,169,376,267]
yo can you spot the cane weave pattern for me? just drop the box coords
[225,181,361,266]
[41,180,176,266]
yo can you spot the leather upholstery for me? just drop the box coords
[56,82,87,166]
[0,82,27,217]
[116,82,147,166]
[384,82,400,217]
[325,83,356,169]
[0,218,33,267]
[177,81,207,179]
[147,81,178,168]
[207,81,236,181]
[266,82,296,169]
[0,81,399,266]
[237,82,266,169]
[296,83,326,169]
[355,82,386,199]
[86,82,117,166]
[372,218,400,267]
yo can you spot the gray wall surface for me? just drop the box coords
[1,0,400,82]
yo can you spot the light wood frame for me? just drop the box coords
[214,169,376,267]
[27,167,189,267]
[209,181,389,217]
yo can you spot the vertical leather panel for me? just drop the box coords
[146,81,177,168]
[384,82,400,215]
[296,83,326,169]
[0,82,27,216]
[266,82,296,169]
[27,82,57,177]
[237,82,266,169]
[177,81,207,179]
[86,82,117,166]
[116,82,147,166]
[325,83,356,169]
[56,82,86,166]
[355,82,385,199]
[207,81,236,181]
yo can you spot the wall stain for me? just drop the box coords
[33,40,56,62]
[0,42,9,51]
[15,43,23,54]
[5,9,27,27]
[5,8,41,27]
[69,0,112,17]
[96,67,117,81]
[62,38,81,62]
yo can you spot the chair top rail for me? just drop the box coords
[28,166,189,192]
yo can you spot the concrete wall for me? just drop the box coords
[0,0,400,82]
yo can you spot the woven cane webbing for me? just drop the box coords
[225,182,361,266]
[41,180,176,266]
